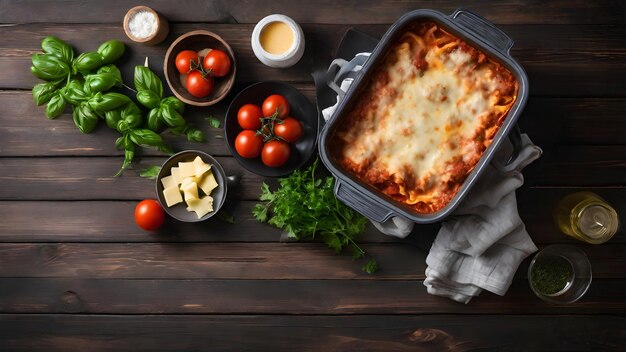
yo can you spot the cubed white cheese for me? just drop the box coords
[192,156,212,178]
[170,167,182,185]
[178,161,196,178]
[198,170,219,196]
[186,196,214,219]
[162,185,183,207]
[160,175,177,190]
[181,180,199,203]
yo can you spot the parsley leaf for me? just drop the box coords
[252,159,378,273]
[362,259,379,274]
[205,115,221,128]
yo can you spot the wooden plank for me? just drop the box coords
[2,23,626,96]
[0,314,624,351]
[0,156,267,201]
[0,278,623,315]
[0,243,423,280]
[2,0,625,25]
[535,145,626,186]
[0,243,623,280]
[2,93,625,157]
[0,187,623,244]
[0,200,402,243]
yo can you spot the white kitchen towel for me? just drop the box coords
[323,53,542,303]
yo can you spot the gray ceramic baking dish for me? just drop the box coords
[318,8,529,224]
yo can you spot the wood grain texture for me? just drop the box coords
[0,314,624,352]
[2,23,626,96]
[2,0,625,24]
[0,188,623,244]
[0,243,623,280]
[0,278,624,315]
[1,92,625,157]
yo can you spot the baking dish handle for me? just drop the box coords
[451,8,514,54]
[334,179,395,223]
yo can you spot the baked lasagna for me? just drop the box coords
[331,22,518,213]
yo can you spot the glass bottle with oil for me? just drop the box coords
[554,192,619,244]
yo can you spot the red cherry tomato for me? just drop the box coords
[235,130,264,158]
[203,49,231,77]
[274,117,303,143]
[186,70,214,98]
[262,139,291,167]
[175,50,199,74]
[262,94,290,119]
[135,199,165,231]
[237,104,263,130]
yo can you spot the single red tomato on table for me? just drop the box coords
[262,94,290,119]
[175,50,199,74]
[186,70,214,98]
[135,199,165,231]
[274,117,303,143]
[262,139,291,167]
[235,130,264,158]
[237,104,263,130]
[203,49,231,77]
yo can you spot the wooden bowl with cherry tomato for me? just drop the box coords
[164,30,236,106]
[225,81,319,177]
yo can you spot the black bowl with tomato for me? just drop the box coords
[225,81,319,177]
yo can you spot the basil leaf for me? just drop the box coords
[97,40,125,64]
[97,64,123,86]
[84,73,119,93]
[186,128,205,142]
[139,166,162,179]
[105,109,123,130]
[205,115,221,128]
[161,96,184,113]
[129,129,172,154]
[89,92,130,112]
[147,108,163,132]
[45,93,66,119]
[32,81,60,106]
[136,90,161,109]
[41,36,74,63]
[134,65,163,99]
[120,101,142,129]
[72,104,99,133]
[62,79,89,105]
[161,103,185,127]
[31,54,70,80]
[115,137,135,177]
[73,52,104,74]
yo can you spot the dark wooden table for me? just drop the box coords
[1,1,625,350]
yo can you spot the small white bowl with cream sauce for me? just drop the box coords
[251,14,305,68]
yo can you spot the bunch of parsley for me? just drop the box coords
[252,159,378,273]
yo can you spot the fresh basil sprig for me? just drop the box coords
[134,65,205,142]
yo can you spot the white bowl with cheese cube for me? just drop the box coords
[156,150,227,222]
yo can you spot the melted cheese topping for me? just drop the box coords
[332,22,518,213]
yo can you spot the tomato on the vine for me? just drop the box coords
[175,50,199,74]
[186,70,214,98]
[273,117,302,143]
[262,94,290,119]
[235,130,264,158]
[203,49,231,77]
[237,104,263,130]
[135,199,165,231]
[262,139,291,167]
